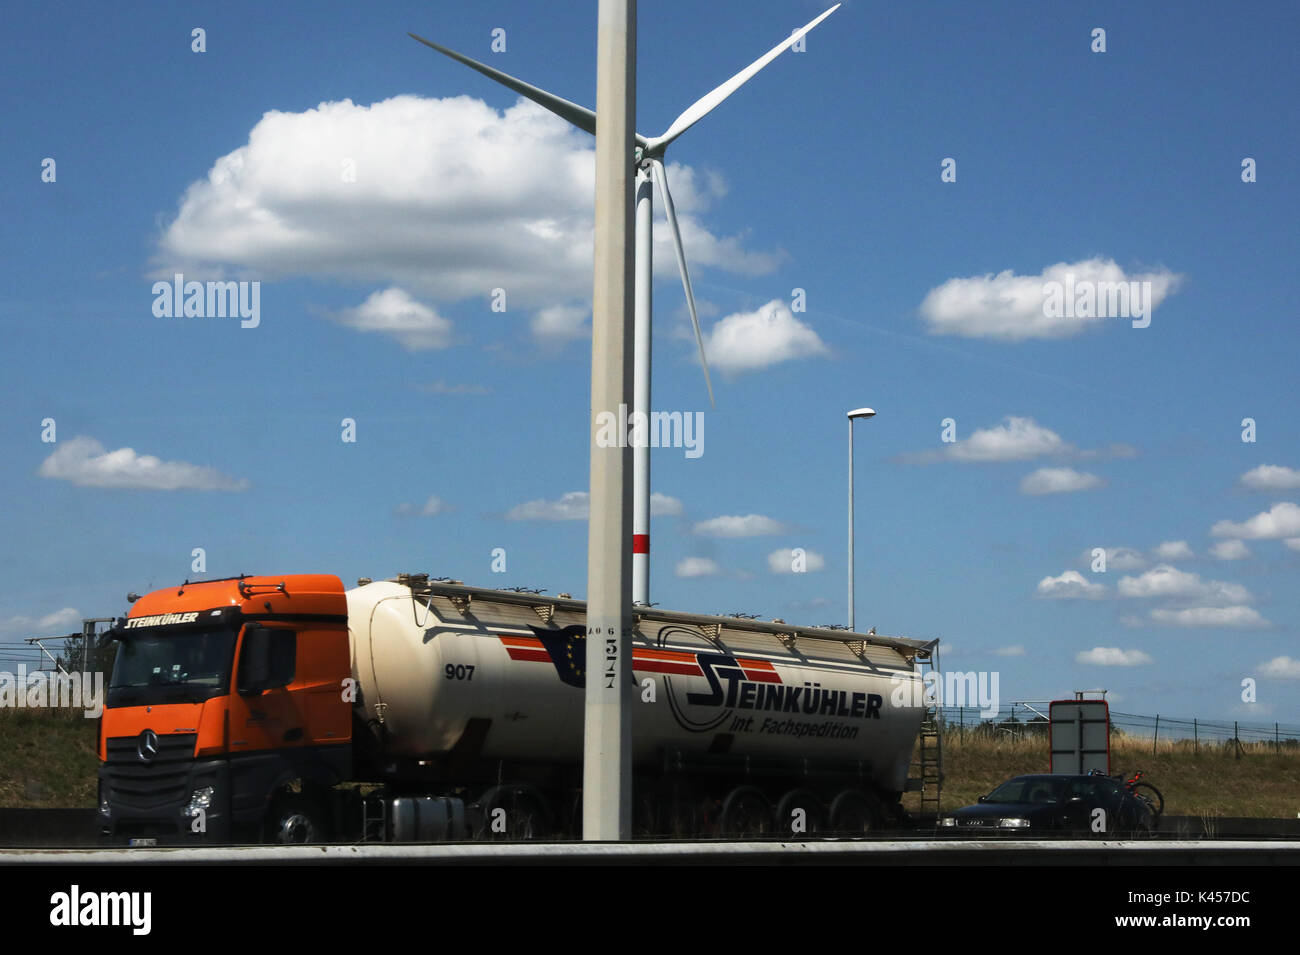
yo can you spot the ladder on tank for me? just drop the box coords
[911,641,943,819]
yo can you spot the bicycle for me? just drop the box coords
[1122,770,1164,820]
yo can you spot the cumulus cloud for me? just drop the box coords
[905,417,1134,466]
[395,495,446,517]
[1151,540,1194,560]
[1020,467,1104,495]
[1239,465,1300,491]
[329,287,453,350]
[692,514,790,537]
[701,300,828,376]
[0,607,82,636]
[38,436,248,491]
[1211,502,1300,540]
[767,548,826,574]
[1078,546,1147,572]
[506,490,681,521]
[1076,647,1153,666]
[1209,540,1251,560]
[530,304,589,344]
[675,557,722,578]
[154,96,773,307]
[919,257,1181,341]
[1146,606,1269,628]
[1259,656,1300,679]
[1036,570,1106,600]
[1116,564,1251,603]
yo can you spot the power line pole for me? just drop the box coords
[584,0,636,841]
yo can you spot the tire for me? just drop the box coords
[478,785,552,841]
[719,786,772,838]
[828,788,885,835]
[265,793,328,844]
[774,789,826,837]
[1131,782,1164,819]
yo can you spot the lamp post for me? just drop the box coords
[847,407,875,631]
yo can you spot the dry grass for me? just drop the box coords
[0,707,100,808]
[904,727,1300,818]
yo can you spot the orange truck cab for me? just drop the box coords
[97,574,352,844]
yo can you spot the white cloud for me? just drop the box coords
[1259,656,1300,679]
[650,493,684,517]
[530,304,589,344]
[1020,467,1104,495]
[1076,647,1153,666]
[1287,539,1300,552]
[1151,540,1194,560]
[329,287,453,350]
[918,257,1181,341]
[767,548,826,574]
[155,96,772,306]
[1079,546,1147,572]
[946,416,1070,462]
[0,607,82,636]
[395,495,446,517]
[1036,570,1106,600]
[505,490,681,521]
[1147,606,1269,628]
[1117,564,1251,603]
[1211,502,1300,540]
[1209,540,1251,560]
[38,436,248,491]
[1240,465,1300,491]
[703,300,828,376]
[675,557,721,578]
[995,645,1026,657]
[692,514,790,537]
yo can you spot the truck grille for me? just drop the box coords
[104,734,197,810]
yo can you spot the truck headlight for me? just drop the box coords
[183,786,214,819]
[998,817,1030,829]
[939,817,957,827]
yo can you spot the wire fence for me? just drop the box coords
[935,702,1300,753]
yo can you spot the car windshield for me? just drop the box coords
[985,778,1065,805]
[108,626,237,705]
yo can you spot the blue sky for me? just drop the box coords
[2,0,1297,726]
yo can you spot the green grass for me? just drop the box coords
[0,708,100,808]
[905,728,1300,818]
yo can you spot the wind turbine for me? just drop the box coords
[410,4,840,604]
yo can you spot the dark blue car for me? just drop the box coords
[938,773,1156,837]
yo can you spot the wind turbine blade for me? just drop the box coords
[650,159,715,408]
[408,32,600,136]
[645,4,840,154]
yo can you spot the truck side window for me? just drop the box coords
[268,631,296,688]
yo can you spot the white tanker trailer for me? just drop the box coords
[346,574,937,839]
[98,571,939,843]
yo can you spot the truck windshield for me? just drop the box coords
[108,627,237,706]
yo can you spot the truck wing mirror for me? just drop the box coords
[237,626,271,695]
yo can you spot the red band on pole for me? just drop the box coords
[632,534,649,554]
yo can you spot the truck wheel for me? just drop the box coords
[828,788,884,835]
[266,794,328,844]
[720,786,772,838]
[775,789,826,836]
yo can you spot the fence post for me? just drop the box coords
[1153,714,1159,756]
[1276,723,1280,755]
[959,706,964,745]
[1193,718,1198,754]
[1234,721,1241,760]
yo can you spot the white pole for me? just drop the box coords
[632,168,653,605]
[848,417,854,631]
[584,0,636,841]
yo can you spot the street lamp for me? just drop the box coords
[847,407,876,631]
